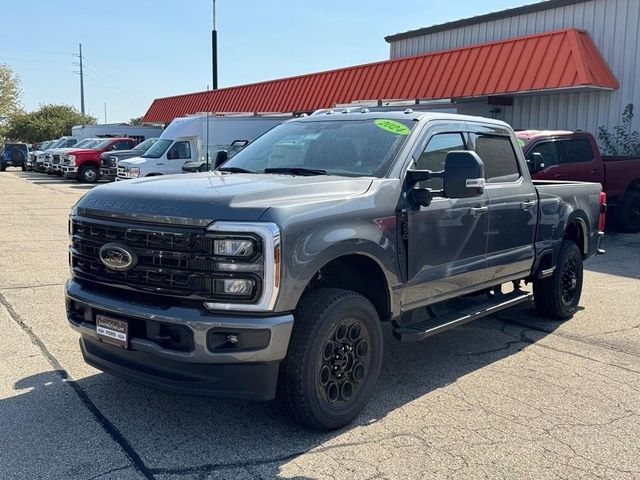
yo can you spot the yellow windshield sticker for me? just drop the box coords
[374,119,411,135]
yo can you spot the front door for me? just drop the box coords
[403,128,489,309]
[472,131,537,280]
[165,140,194,174]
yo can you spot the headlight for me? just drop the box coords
[213,238,255,257]
[204,222,281,312]
[129,167,140,178]
[68,155,76,166]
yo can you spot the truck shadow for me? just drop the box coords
[5,304,559,479]
[584,232,640,279]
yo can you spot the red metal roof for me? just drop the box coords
[143,28,618,124]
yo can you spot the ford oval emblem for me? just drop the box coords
[99,243,137,271]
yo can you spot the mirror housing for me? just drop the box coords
[214,150,228,169]
[526,152,546,172]
[443,150,485,198]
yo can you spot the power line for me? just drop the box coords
[82,69,149,109]
[82,57,150,100]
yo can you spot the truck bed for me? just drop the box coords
[533,179,602,257]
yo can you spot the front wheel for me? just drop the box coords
[78,164,99,183]
[533,240,583,320]
[278,288,383,430]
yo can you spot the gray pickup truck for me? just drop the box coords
[66,111,605,430]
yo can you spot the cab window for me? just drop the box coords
[167,141,191,160]
[474,134,520,183]
[415,132,466,190]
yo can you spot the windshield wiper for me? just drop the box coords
[264,167,328,176]
[217,166,256,173]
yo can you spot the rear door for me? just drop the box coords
[403,122,490,308]
[471,127,537,280]
[527,136,602,183]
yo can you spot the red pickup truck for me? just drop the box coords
[517,130,640,232]
[61,137,137,183]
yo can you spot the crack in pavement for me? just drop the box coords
[0,282,66,291]
[0,291,155,480]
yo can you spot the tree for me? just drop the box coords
[598,104,640,156]
[0,64,22,122]
[2,104,97,143]
[129,116,144,125]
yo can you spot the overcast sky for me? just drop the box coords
[1,0,535,123]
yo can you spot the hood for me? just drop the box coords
[67,147,102,156]
[100,149,138,159]
[119,156,147,166]
[75,172,373,226]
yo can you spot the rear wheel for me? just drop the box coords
[278,288,383,430]
[533,240,583,320]
[21,165,26,171]
[0,163,5,172]
[614,191,640,233]
[78,164,99,183]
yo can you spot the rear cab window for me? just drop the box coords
[473,134,521,183]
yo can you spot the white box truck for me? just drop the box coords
[71,124,163,143]
[116,114,288,179]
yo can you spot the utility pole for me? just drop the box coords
[212,0,218,90]
[78,43,85,115]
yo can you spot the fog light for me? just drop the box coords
[218,278,254,295]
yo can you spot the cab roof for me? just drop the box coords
[300,110,512,129]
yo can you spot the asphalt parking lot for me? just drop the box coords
[1,169,639,480]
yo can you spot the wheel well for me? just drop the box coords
[303,254,391,321]
[80,161,99,169]
[564,220,586,256]
[145,173,163,177]
[627,178,640,193]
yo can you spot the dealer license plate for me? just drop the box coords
[96,314,128,348]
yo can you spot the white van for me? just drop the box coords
[116,114,288,179]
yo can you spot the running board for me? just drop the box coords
[393,291,533,342]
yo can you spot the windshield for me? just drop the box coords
[142,138,172,158]
[220,118,415,177]
[93,139,113,149]
[47,139,65,150]
[134,137,158,152]
[74,138,99,149]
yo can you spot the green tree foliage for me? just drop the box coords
[598,104,640,156]
[0,64,22,121]
[2,104,97,143]
[129,116,144,125]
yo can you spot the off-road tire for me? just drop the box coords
[0,163,5,172]
[533,240,583,320]
[21,165,26,171]
[614,191,640,233]
[79,164,99,183]
[278,288,383,430]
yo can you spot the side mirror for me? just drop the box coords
[443,151,485,198]
[214,150,228,169]
[526,152,546,172]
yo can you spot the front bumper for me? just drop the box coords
[66,279,294,400]
[62,166,78,176]
[100,167,116,180]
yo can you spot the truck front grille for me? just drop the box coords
[52,154,61,164]
[69,217,227,300]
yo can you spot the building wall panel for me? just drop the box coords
[389,0,640,134]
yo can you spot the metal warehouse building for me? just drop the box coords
[144,0,639,137]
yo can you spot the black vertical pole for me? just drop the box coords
[79,43,85,115]
[212,0,218,90]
